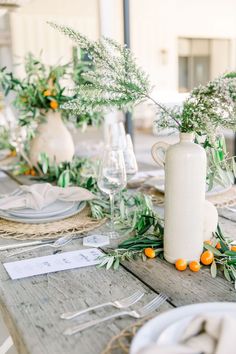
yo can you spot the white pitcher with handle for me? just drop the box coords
[151,133,207,263]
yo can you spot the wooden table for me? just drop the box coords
[0,171,235,354]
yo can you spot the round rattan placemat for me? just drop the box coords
[0,206,105,240]
[101,317,152,354]
[139,185,236,208]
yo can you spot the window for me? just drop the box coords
[178,38,230,92]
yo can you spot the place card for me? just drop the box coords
[83,234,110,247]
[4,248,103,280]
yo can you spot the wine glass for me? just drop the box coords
[122,134,138,180]
[97,147,127,239]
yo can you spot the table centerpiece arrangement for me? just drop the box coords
[0,52,103,169]
[47,21,236,268]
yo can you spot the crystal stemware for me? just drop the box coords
[122,134,138,180]
[97,147,127,239]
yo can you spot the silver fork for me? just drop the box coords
[6,235,73,258]
[61,290,144,320]
[64,293,167,335]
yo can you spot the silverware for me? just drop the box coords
[6,235,73,258]
[61,290,145,320]
[64,293,168,335]
[0,239,57,252]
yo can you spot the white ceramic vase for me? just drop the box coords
[152,133,207,263]
[30,112,75,166]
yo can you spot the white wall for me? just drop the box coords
[7,0,236,89]
[130,0,236,91]
[9,0,100,75]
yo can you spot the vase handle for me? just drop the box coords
[151,142,170,167]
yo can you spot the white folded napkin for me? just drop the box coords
[0,183,95,210]
[139,314,236,354]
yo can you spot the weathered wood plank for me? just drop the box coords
[119,217,236,307]
[0,241,172,354]
[0,171,235,354]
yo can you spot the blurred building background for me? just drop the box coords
[0,0,235,146]
[1,0,236,86]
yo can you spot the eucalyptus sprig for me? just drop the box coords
[204,226,236,287]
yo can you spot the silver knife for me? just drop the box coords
[0,239,60,251]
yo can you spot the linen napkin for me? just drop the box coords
[0,183,95,210]
[139,314,236,354]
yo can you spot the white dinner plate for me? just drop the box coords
[145,176,232,197]
[0,202,86,224]
[8,200,75,218]
[130,302,236,354]
[156,315,194,346]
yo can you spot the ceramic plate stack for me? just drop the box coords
[0,198,86,224]
[130,302,236,354]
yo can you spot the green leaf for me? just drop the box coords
[57,173,64,187]
[223,266,232,282]
[106,256,114,270]
[204,243,223,256]
[210,261,217,278]
[97,257,110,268]
[64,170,70,187]
[113,257,120,270]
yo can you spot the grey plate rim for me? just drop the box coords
[8,200,76,219]
[0,202,86,224]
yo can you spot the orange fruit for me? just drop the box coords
[24,169,30,175]
[231,245,236,252]
[205,240,212,245]
[200,250,214,265]
[175,259,187,271]
[43,89,51,97]
[144,248,156,259]
[50,100,58,110]
[189,261,200,272]
[216,242,221,249]
[9,149,17,157]
[30,169,36,176]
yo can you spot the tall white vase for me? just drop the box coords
[30,112,75,166]
[152,133,207,263]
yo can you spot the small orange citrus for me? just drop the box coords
[22,98,27,103]
[200,250,214,265]
[9,149,17,157]
[189,261,201,272]
[231,245,236,252]
[30,169,36,176]
[43,89,51,97]
[175,259,187,271]
[24,169,31,176]
[205,240,212,245]
[216,242,221,249]
[144,248,156,259]
[50,100,58,110]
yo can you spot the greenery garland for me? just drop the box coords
[11,150,236,288]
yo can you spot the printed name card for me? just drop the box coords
[4,248,103,280]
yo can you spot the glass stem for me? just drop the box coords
[109,193,115,230]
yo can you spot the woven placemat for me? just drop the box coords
[139,185,236,208]
[207,185,236,208]
[101,317,152,354]
[0,206,105,240]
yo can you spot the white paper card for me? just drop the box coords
[83,234,110,247]
[4,248,103,280]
